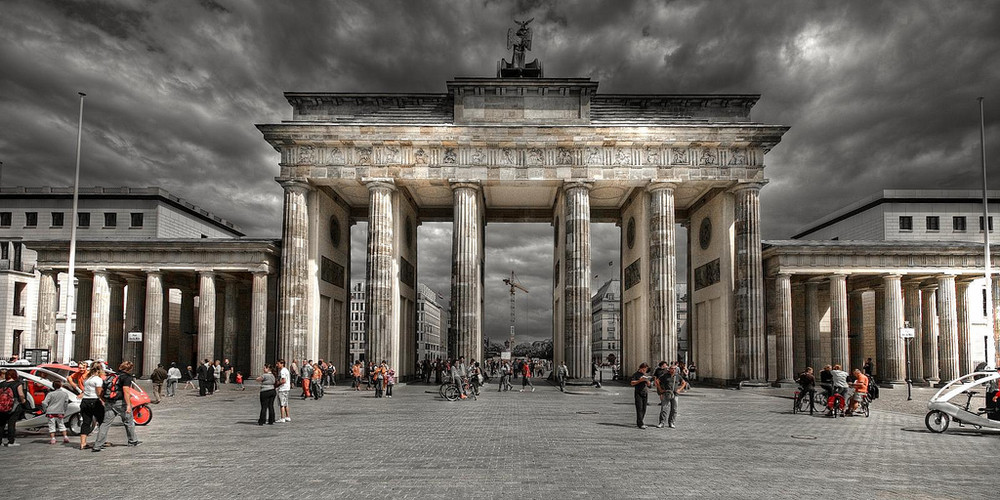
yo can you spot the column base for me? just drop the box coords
[877,381,907,389]
[772,381,798,389]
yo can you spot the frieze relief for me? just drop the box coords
[282,145,757,168]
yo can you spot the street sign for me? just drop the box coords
[899,327,916,339]
[127,331,143,342]
[500,351,512,360]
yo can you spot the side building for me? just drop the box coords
[416,283,445,364]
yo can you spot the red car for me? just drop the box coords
[23,363,153,426]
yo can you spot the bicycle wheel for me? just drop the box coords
[443,385,459,401]
[438,384,449,399]
[862,399,870,418]
[925,410,950,433]
[792,393,800,414]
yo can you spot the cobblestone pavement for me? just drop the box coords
[0,378,995,499]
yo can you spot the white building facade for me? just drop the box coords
[416,283,445,364]
[349,280,366,363]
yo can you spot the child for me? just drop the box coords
[235,372,245,391]
[41,380,71,444]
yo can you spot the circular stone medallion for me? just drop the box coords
[699,217,712,250]
[626,217,636,249]
[329,216,341,248]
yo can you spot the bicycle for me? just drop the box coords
[792,388,824,414]
[843,389,871,417]
[439,378,476,401]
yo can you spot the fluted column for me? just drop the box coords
[107,282,125,366]
[73,276,92,362]
[142,271,164,376]
[366,180,396,365]
[921,285,940,385]
[902,280,924,382]
[805,281,822,369]
[223,277,238,363]
[873,285,885,380]
[848,289,866,373]
[733,182,766,381]
[35,269,58,352]
[881,274,906,384]
[956,279,973,376]
[250,272,268,374]
[774,273,794,383]
[198,272,217,362]
[829,274,849,369]
[88,270,111,362]
[993,277,1000,369]
[648,182,677,365]
[123,278,145,368]
[563,181,592,378]
[449,181,483,362]
[937,275,959,382]
[277,179,311,363]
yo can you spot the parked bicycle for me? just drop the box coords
[439,378,476,401]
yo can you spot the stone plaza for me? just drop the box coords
[0,380,993,499]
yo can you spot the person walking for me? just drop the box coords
[310,362,323,399]
[213,360,223,392]
[450,358,467,399]
[183,365,197,391]
[77,362,105,450]
[275,359,291,423]
[519,358,535,392]
[373,361,387,398]
[351,361,362,391]
[166,362,181,397]
[556,361,569,392]
[469,360,482,399]
[300,360,313,400]
[0,370,28,447]
[365,362,375,391]
[256,364,276,425]
[630,363,652,429]
[150,363,168,403]
[42,379,72,444]
[92,361,140,452]
[592,359,603,388]
[654,362,685,428]
[222,358,233,385]
[434,358,444,385]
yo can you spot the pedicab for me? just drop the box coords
[925,369,1000,433]
[16,363,154,429]
[9,370,83,434]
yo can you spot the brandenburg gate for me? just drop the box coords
[258,54,788,383]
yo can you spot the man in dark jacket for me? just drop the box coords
[197,359,214,396]
[150,363,168,403]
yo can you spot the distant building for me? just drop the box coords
[416,283,445,362]
[591,279,620,364]
[349,280,365,363]
[0,186,245,362]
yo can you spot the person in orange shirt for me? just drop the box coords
[310,362,323,399]
[519,358,535,393]
[351,362,362,391]
[847,368,868,416]
[372,362,387,398]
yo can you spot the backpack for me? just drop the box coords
[103,374,122,401]
[867,379,879,401]
[0,382,14,412]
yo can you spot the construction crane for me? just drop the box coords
[502,271,529,350]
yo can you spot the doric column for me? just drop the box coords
[921,285,940,385]
[142,271,164,377]
[366,180,397,365]
[563,181,593,378]
[881,274,906,384]
[848,289,866,372]
[993,277,1000,369]
[88,270,111,362]
[829,274,849,369]
[73,276,93,362]
[648,182,677,365]
[902,280,924,381]
[805,281,822,370]
[198,271,217,362]
[873,285,885,380]
[733,182,766,381]
[35,269,58,352]
[181,288,195,335]
[956,279,973,376]
[223,277,238,363]
[123,277,145,368]
[250,272,268,374]
[107,281,125,366]
[774,273,794,383]
[450,181,483,362]
[277,178,311,363]
[937,274,959,382]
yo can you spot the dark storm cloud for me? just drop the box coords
[3,1,1000,341]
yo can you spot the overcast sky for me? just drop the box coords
[2,0,999,343]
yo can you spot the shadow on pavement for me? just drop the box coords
[596,422,636,428]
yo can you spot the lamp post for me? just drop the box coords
[61,92,85,364]
[980,97,997,369]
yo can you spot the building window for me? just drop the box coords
[51,212,64,227]
[898,216,913,231]
[104,212,117,227]
[954,216,967,231]
[0,212,10,227]
[130,212,143,227]
[13,282,26,316]
[926,216,939,231]
[78,212,90,228]
[25,212,38,227]
[980,216,994,231]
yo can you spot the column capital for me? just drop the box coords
[362,178,396,192]
[198,270,216,280]
[728,180,768,194]
[37,267,56,275]
[563,180,593,192]
[276,177,311,192]
[91,268,109,277]
[252,270,269,278]
[646,180,680,193]
[881,273,903,282]
[142,269,162,277]
[828,273,848,282]
[449,180,482,192]
[776,272,792,281]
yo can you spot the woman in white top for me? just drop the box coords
[78,363,105,450]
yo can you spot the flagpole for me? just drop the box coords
[62,92,85,363]
[979,97,996,369]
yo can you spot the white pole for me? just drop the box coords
[979,97,996,368]
[62,92,85,364]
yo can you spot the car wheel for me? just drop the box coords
[66,413,83,435]
[133,405,153,426]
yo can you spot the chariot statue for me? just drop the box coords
[498,18,543,78]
